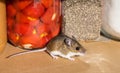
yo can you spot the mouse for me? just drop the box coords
[6,34,86,61]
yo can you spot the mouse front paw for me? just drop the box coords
[68,57,75,61]
[52,55,59,59]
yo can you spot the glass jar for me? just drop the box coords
[6,0,61,49]
[0,0,7,54]
[102,0,120,40]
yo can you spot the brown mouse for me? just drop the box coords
[7,34,86,61]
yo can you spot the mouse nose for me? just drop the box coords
[79,48,86,56]
[81,48,86,53]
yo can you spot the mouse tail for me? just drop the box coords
[6,47,47,58]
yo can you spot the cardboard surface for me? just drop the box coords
[0,40,120,73]
[0,0,7,53]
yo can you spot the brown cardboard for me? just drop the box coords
[0,40,120,73]
[0,0,7,53]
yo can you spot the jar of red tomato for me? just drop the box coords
[6,0,61,49]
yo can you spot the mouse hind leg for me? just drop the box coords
[50,53,59,59]
[48,51,59,59]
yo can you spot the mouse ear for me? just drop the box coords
[64,38,72,46]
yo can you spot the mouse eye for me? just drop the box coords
[76,47,80,50]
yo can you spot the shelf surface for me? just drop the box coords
[0,40,120,73]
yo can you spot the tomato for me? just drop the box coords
[36,22,48,35]
[19,34,37,48]
[6,4,17,17]
[13,0,32,10]
[19,33,47,48]
[54,0,61,8]
[14,23,34,36]
[8,31,20,46]
[41,7,60,24]
[41,0,53,8]
[16,12,30,24]
[7,17,14,30]
[49,23,61,37]
[23,2,45,18]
